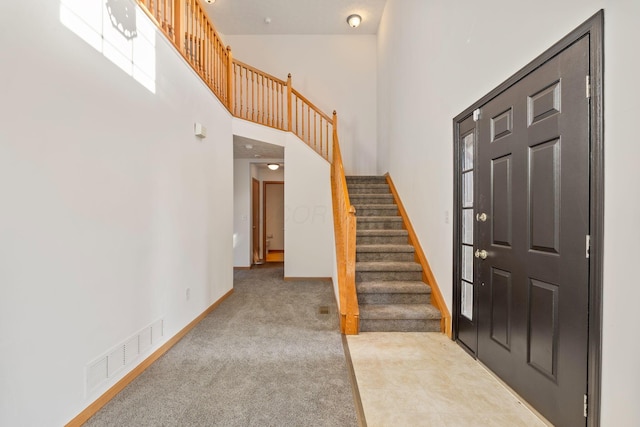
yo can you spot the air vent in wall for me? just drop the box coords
[85,318,164,397]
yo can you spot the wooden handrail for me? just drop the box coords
[135,0,360,333]
[331,112,359,335]
[232,59,287,86]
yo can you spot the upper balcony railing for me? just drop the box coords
[136,0,355,333]
[137,0,332,161]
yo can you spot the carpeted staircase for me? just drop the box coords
[347,176,442,332]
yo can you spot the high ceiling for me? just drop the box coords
[203,0,387,35]
[220,1,387,159]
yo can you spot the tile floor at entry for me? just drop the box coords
[347,333,551,427]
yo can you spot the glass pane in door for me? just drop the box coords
[462,171,473,208]
[462,133,474,171]
[462,208,473,244]
[462,281,473,320]
[462,245,473,282]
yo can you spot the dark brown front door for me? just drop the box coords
[476,36,590,426]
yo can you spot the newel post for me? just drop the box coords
[173,0,184,51]
[287,73,292,131]
[226,46,234,112]
[333,110,338,143]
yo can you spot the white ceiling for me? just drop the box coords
[233,135,285,159]
[204,0,387,35]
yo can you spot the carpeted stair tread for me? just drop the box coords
[359,304,441,320]
[356,229,408,237]
[357,280,431,294]
[350,194,395,203]
[356,216,403,223]
[356,244,415,253]
[353,203,398,209]
[356,261,423,272]
[356,217,404,230]
[353,204,399,216]
[346,176,388,184]
[348,184,390,194]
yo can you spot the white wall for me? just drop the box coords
[0,1,234,425]
[284,134,335,278]
[233,159,252,267]
[225,35,378,175]
[377,0,640,424]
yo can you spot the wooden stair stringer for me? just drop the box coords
[384,173,452,337]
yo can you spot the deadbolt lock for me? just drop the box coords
[476,212,488,222]
[475,249,488,259]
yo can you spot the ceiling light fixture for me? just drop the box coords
[245,144,253,150]
[347,14,362,28]
[267,163,280,171]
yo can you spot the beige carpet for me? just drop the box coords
[84,265,359,426]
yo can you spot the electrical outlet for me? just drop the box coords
[444,210,450,224]
[186,288,191,301]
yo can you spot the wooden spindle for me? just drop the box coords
[173,0,183,51]
[286,74,292,131]
[230,58,236,113]
[307,105,310,142]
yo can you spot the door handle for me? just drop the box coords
[476,212,488,222]
[475,249,488,259]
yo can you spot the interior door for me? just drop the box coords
[252,178,260,264]
[476,36,590,426]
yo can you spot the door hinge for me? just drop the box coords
[586,235,591,259]
[473,108,482,121]
[584,394,588,417]
[586,75,591,99]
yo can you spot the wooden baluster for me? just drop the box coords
[204,21,209,81]
[229,56,235,114]
[307,104,311,143]
[314,112,317,151]
[275,82,279,128]
[198,8,202,71]
[268,77,272,125]
[277,83,281,129]
[173,0,183,51]
[238,65,244,117]
[165,0,170,34]
[320,117,323,153]
[286,74,292,132]
[279,82,283,128]
[257,76,262,124]
[253,70,256,120]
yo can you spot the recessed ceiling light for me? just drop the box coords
[245,144,253,150]
[204,0,215,4]
[347,14,362,28]
[254,154,262,158]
